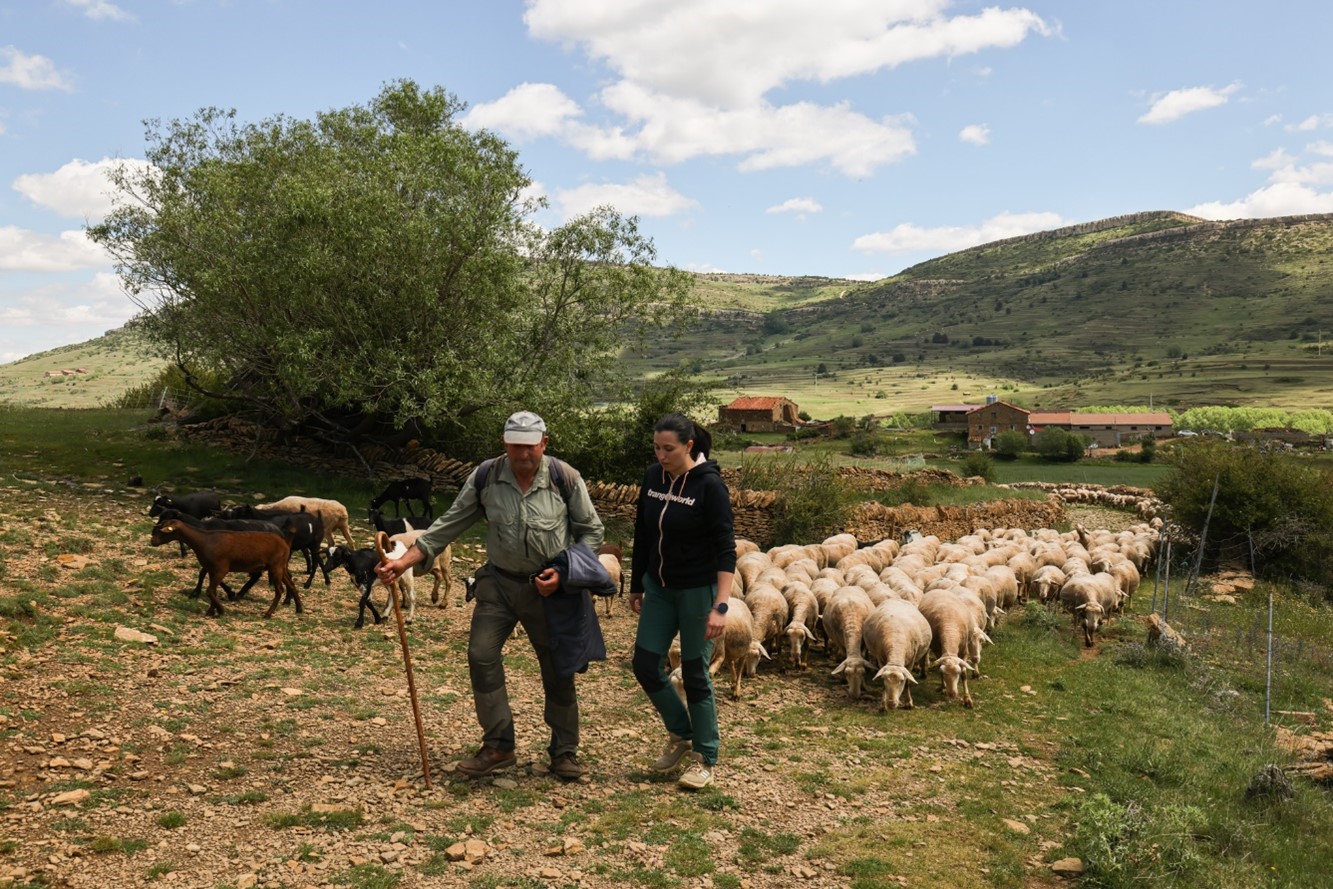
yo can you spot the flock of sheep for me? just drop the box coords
[689,518,1162,711]
[144,481,1162,715]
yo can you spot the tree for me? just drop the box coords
[1034,428,1086,462]
[89,80,693,452]
[1156,441,1333,589]
[993,430,1027,460]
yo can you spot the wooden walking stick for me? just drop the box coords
[376,531,432,789]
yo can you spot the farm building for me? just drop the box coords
[1029,412,1173,448]
[966,399,1031,448]
[718,396,801,433]
[931,403,982,433]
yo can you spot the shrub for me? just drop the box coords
[848,431,887,456]
[993,430,1027,460]
[1155,440,1333,589]
[959,451,995,482]
[735,453,852,545]
[1033,428,1087,462]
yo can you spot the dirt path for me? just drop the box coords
[0,482,1095,889]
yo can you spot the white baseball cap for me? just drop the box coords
[503,410,547,445]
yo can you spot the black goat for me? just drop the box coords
[325,545,386,629]
[149,491,221,557]
[369,478,433,519]
[218,504,329,590]
[368,507,424,538]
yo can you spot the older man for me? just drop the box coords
[376,410,604,780]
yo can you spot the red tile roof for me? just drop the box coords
[725,396,793,410]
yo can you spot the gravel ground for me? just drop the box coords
[0,481,1116,889]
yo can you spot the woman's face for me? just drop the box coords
[653,430,694,475]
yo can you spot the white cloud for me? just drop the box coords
[600,82,915,175]
[512,1,1048,176]
[1138,83,1240,125]
[685,261,727,273]
[1286,114,1333,133]
[0,46,75,91]
[851,210,1066,254]
[13,157,151,220]
[1247,145,1333,187]
[462,82,583,139]
[1263,114,1282,126]
[0,226,110,271]
[766,197,823,215]
[0,272,133,362]
[749,249,764,262]
[552,172,697,219]
[959,123,991,145]
[64,0,135,22]
[525,1,1052,108]
[844,271,888,281]
[1189,182,1333,219]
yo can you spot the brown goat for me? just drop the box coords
[151,520,301,618]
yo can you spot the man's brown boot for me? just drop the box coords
[456,745,516,777]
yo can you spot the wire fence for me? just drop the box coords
[115,386,194,412]
[1145,523,1333,729]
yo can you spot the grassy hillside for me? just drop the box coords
[0,324,166,408]
[8,212,1333,417]
[646,212,1333,418]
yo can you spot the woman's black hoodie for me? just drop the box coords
[630,458,736,594]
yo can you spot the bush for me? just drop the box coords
[959,451,995,481]
[735,453,852,545]
[1033,428,1087,462]
[993,430,1027,460]
[848,431,887,456]
[1155,441,1333,589]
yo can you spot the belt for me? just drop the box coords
[488,563,535,584]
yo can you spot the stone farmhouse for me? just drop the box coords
[718,396,801,433]
[960,398,1174,449]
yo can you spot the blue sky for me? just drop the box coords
[3,0,1332,363]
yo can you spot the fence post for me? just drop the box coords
[1161,537,1173,622]
[1182,474,1220,601]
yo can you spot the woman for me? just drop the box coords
[628,413,736,790]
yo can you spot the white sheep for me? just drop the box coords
[743,583,789,676]
[863,599,933,711]
[918,589,978,707]
[824,587,875,700]
[264,495,356,548]
[781,581,820,670]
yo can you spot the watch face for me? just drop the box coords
[714,602,729,614]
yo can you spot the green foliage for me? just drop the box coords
[1155,441,1333,589]
[992,429,1027,460]
[959,450,995,481]
[89,80,692,445]
[1176,406,1333,435]
[736,453,852,545]
[847,430,888,456]
[551,368,714,485]
[156,811,186,829]
[1033,428,1087,462]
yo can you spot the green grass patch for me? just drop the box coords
[156,811,186,829]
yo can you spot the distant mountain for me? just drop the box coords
[0,324,165,408]
[8,213,1333,413]
[639,212,1333,412]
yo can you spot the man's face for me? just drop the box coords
[504,436,548,475]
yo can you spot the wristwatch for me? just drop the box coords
[713,601,729,615]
